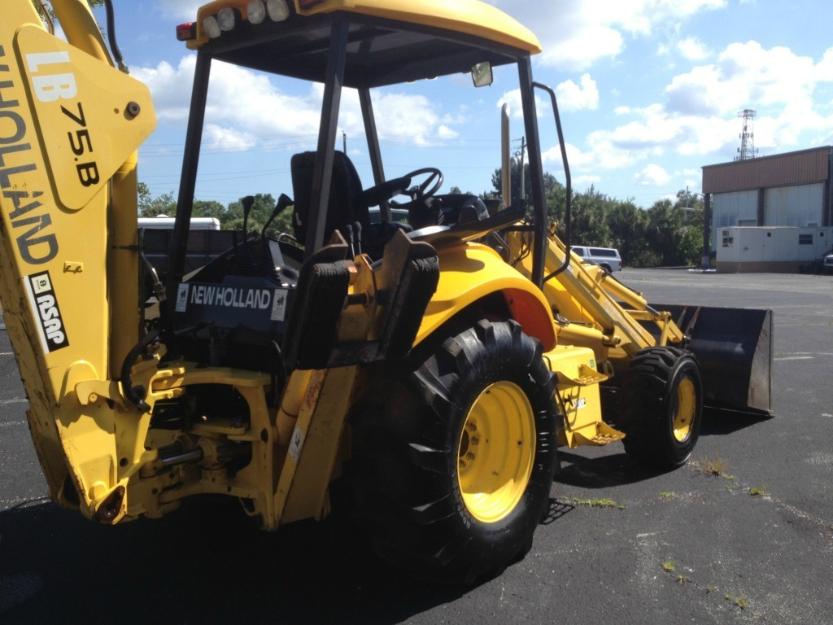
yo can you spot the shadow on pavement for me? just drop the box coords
[700,407,771,437]
[541,498,575,525]
[556,450,662,489]
[0,499,462,625]
[555,407,772,490]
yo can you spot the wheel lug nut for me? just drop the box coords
[466,452,475,460]
[471,437,480,445]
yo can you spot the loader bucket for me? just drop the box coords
[652,304,773,415]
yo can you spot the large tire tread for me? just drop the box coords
[349,319,558,584]
[622,347,703,470]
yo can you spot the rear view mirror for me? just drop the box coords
[471,62,493,88]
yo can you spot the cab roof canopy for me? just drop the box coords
[195,0,542,88]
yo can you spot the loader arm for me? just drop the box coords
[506,230,685,357]
[506,229,772,414]
[0,0,156,515]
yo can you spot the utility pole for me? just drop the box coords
[702,193,712,269]
[512,136,527,202]
[342,131,347,155]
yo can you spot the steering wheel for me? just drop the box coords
[389,167,444,209]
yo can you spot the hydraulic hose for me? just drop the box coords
[103,0,127,72]
[120,331,160,413]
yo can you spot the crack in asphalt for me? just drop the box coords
[687,462,833,547]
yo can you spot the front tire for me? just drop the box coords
[350,320,558,584]
[621,347,703,470]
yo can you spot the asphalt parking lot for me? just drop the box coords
[0,268,831,624]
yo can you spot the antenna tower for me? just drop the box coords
[735,109,757,161]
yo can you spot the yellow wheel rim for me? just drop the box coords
[673,377,697,443]
[457,381,535,524]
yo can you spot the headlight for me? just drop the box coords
[266,0,290,22]
[217,7,238,32]
[202,15,221,39]
[247,0,267,24]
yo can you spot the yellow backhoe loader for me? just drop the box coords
[0,0,772,583]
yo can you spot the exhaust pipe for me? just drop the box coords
[501,103,511,209]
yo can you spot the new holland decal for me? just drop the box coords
[176,283,288,322]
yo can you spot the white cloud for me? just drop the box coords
[487,0,727,69]
[544,40,833,181]
[677,36,711,61]
[555,74,600,112]
[666,41,831,117]
[437,125,459,140]
[204,124,256,152]
[587,103,739,159]
[496,88,547,119]
[368,92,452,146]
[659,41,833,154]
[574,174,602,188]
[134,56,462,149]
[635,164,671,186]
[678,167,702,192]
[665,65,724,115]
[543,136,638,173]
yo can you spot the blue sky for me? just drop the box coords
[88,0,833,208]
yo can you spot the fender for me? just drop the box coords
[414,242,556,351]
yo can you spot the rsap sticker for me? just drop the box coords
[26,271,69,352]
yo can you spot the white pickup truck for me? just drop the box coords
[572,246,623,273]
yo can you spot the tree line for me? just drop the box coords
[489,162,704,267]
[138,183,295,238]
[139,161,705,268]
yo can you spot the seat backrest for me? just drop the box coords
[290,151,368,245]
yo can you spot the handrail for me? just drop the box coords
[533,82,573,283]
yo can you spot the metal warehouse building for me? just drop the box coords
[703,146,833,272]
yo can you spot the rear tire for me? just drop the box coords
[350,319,558,584]
[621,347,703,470]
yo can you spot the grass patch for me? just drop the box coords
[661,560,676,573]
[698,458,735,480]
[564,497,625,510]
[725,594,750,610]
[748,486,768,497]
[675,575,691,585]
[659,491,678,501]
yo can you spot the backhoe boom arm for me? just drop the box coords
[0,0,155,517]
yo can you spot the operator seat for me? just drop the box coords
[291,151,368,246]
[291,151,410,258]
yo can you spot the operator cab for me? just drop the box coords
[162,0,550,372]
